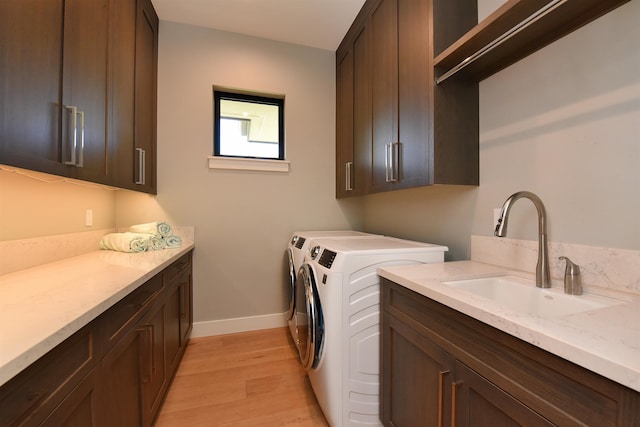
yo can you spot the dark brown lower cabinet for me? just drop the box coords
[381,278,640,427]
[99,327,144,426]
[0,250,193,427]
[139,302,168,426]
[40,369,100,427]
[165,254,193,375]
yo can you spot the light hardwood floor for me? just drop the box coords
[155,327,329,426]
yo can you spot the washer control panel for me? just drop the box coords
[318,249,337,269]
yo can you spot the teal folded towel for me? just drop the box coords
[129,221,173,237]
[148,235,166,250]
[157,222,173,237]
[164,235,182,248]
[100,232,149,253]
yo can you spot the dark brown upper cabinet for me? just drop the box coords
[110,0,159,194]
[335,0,479,198]
[0,0,158,194]
[336,0,630,198]
[0,0,110,184]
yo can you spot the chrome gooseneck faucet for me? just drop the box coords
[494,191,551,288]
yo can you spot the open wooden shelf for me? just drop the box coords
[434,0,630,83]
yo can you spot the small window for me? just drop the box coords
[213,88,285,160]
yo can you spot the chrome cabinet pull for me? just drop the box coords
[345,161,353,191]
[385,143,391,182]
[385,142,399,183]
[135,148,146,185]
[63,105,85,167]
[64,105,78,166]
[76,110,84,168]
[391,142,399,182]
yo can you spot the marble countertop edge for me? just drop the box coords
[0,241,195,387]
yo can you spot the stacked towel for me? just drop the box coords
[129,221,172,237]
[99,232,150,253]
[164,235,182,248]
[99,221,183,253]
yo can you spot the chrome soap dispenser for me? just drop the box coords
[559,256,582,295]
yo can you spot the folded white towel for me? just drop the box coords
[100,232,150,253]
[148,235,166,250]
[157,222,173,237]
[129,221,173,238]
[164,235,182,248]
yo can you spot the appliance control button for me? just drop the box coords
[310,245,321,259]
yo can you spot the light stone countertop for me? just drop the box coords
[0,242,194,387]
[378,260,640,393]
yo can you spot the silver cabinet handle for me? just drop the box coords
[64,105,78,166]
[385,142,399,183]
[385,143,391,182]
[76,110,84,168]
[63,105,85,167]
[135,148,146,185]
[345,161,353,191]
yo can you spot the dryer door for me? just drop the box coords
[295,263,324,370]
[286,247,296,321]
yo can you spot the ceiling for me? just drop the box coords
[150,0,367,51]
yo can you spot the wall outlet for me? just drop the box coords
[493,208,502,231]
[85,209,93,227]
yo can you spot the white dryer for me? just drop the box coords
[285,231,378,349]
[295,236,447,427]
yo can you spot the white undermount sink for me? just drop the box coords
[442,275,623,318]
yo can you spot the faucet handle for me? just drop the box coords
[559,256,582,295]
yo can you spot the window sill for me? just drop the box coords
[207,156,290,173]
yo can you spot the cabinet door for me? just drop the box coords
[62,0,110,184]
[352,25,372,196]
[452,362,555,427]
[133,0,159,194]
[139,303,167,427]
[370,0,399,193]
[371,0,433,193]
[382,313,454,427]
[98,330,143,427]
[109,0,157,194]
[396,0,432,188]
[336,22,370,198]
[179,272,193,345]
[336,48,355,198]
[109,0,137,190]
[0,0,109,182]
[166,283,183,377]
[40,370,99,427]
[166,271,192,376]
[0,1,67,176]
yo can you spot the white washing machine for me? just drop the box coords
[295,236,447,427]
[286,231,378,349]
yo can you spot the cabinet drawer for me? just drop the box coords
[165,252,192,284]
[0,324,96,427]
[102,273,164,344]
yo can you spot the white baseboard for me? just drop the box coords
[190,312,288,338]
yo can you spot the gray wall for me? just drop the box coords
[116,22,363,323]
